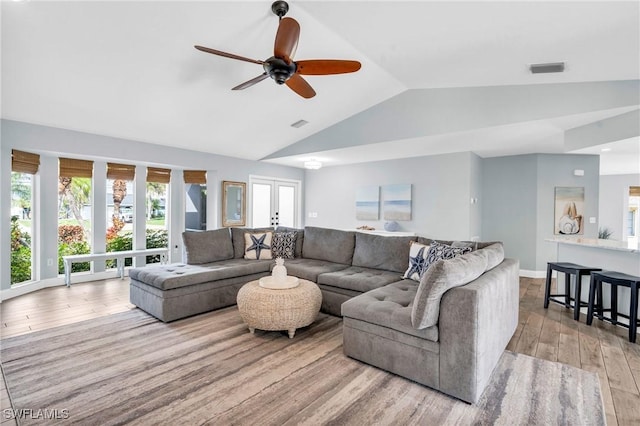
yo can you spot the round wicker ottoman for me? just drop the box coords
[236,279,322,338]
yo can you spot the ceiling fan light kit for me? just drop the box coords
[194,1,361,99]
[304,160,322,170]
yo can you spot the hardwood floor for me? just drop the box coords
[1,277,639,425]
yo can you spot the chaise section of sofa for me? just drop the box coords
[341,243,519,403]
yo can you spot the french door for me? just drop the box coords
[250,177,300,228]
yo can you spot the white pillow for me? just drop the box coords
[402,241,430,281]
[244,232,273,260]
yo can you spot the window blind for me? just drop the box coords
[183,170,206,184]
[12,150,40,174]
[630,186,640,197]
[107,162,135,180]
[147,167,171,184]
[59,158,94,178]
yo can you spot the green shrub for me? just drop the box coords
[58,241,91,274]
[106,229,168,267]
[11,216,31,284]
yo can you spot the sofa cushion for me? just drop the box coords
[341,281,439,342]
[318,266,405,293]
[182,228,233,265]
[231,227,273,259]
[481,242,505,270]
[402,241,430,281]
[302,227,355,265]
[275,226,304,258]
[244,231,273,260]
[281,258,350,282]
[271,231,297,259]
[128,259,272,291]
[352,232,416,273]
[411,249,488,329]
[424,241,472,271]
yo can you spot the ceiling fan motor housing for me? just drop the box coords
[263,56,297,84]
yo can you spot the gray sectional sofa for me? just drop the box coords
[129,226,519,403]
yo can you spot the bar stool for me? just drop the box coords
[544,262,602,321]
[587,271,640,343]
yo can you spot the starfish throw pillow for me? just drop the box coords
[244,231,273,260]
[402,241,430,281]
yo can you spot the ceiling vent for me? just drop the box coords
[530,62,565,74]
[291,119,308,128]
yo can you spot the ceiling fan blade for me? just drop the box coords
[285,74,316,99]
[296,60,362,75]
[232,73,269,90]
[194,45,263,65]
[274,17,300,63]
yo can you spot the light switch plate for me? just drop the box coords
[589,217,596,224]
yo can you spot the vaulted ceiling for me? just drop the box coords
[2,1,639,173]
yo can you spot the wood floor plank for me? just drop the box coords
[611,388,640,426]
[514,311,544,356]
[535,316,560,362]
[601,344,640,395]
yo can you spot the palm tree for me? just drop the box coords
[58,177,92,239]
[112,179,127,224]
[146,182,165,220]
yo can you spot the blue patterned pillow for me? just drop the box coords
[271,231,297,259]
[423,241,472,273]
[403,242,430,281]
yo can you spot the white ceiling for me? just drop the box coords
[2,1,639,173]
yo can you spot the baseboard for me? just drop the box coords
[520,269,546,279]
[0,270,124,302]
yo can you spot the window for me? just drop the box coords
[146,167,170,264]
[184,170,206,231]
[10,150,39,285]
[628,208,637,237]
[58,158,93,275]
[106,162,135,267]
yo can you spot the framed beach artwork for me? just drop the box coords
[355,186,379,220]
[383,184,412,221]
[554,187,584,235]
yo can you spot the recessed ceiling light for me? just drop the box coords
[530,62,565,74]
[601,148,612,152]
[291,119,308,128]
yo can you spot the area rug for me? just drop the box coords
[1,308,605,425]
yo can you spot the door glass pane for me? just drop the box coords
[11,172,33,284]
[278,185,295,228]
[252,183,272,228]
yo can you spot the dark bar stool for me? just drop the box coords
[544,262,602,320]
[587,271,640,343]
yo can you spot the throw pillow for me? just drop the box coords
[411,249,489,329]
[271,231,297,259]
[402,241,430,281]
[244,231,273,260]
[423,241,472,272]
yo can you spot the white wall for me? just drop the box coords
[599,174,640,241]
[304,152,481,241]
[1,119,304,293]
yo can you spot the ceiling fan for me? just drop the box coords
[194,1,361,99]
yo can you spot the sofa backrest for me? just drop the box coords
[182,228,234,264]
[352,232,417,273]
[302,227,355,265]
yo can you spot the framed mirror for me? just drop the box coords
[222,181,246,227]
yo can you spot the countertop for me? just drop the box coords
[546,237,640,253]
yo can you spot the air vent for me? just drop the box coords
[291,119,308,128]
[530,62,565,74]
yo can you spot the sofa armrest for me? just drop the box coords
[438,257,519,403]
